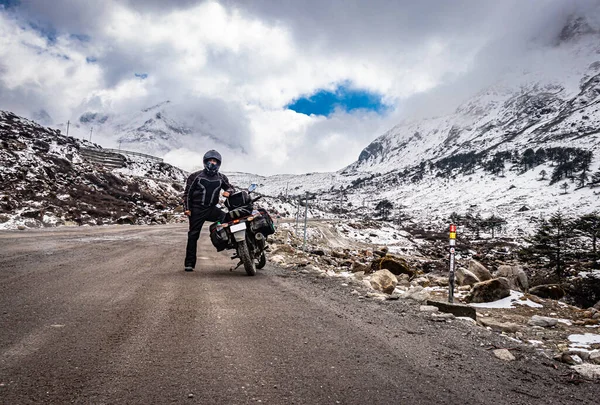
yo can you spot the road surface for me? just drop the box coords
[0,224,597,404]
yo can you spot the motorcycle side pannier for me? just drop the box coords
[250,208,275,236]
[209,222,230,251]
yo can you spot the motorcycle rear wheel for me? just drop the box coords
[256,252,266,269]
[237,240,256,276]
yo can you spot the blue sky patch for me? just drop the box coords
[135,73,148,79]
[287,83,386,116]
[0,0,20,9]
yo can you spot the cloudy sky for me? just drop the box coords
[0,0,598,175]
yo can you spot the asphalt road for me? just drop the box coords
[0,224,598,404]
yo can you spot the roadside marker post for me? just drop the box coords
[448,224,456,303]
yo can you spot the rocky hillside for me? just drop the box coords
[0,111,187,229]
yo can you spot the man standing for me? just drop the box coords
[183,150,234,272]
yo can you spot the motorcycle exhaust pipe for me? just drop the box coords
[255,232,266,249]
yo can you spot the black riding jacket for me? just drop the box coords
[183,170,234,210]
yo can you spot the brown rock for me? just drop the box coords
[370,269,398,294]
[479,317,521,333]
[529,284,565,300]
[370,255,415,278]
[469,260,493,281]
[456,267,480,286]
[496,265,529,292]
[350,261,370,273]
[466,278,511,304]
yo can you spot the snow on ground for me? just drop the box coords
[469,290,544,309]
[568,333,600,350]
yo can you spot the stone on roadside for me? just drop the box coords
[554,353,582,365]
[413,276,430,287]
[590,351,600,365]
[497,265,529,292]
[350,261,370,273]
[493,349,516,362]
[479,317,521,333]
[529,284,565,300]
[456,267,480,286]
[430,312,455,322]
[370,269,398,294]
[370,255,415,278]
[572,364,600,380]
[469,260,493,281]
[419,305,439,312]
[466,278,510,303]
[528,315,558,328]
[426,300,477,319]
[404,286,431,303]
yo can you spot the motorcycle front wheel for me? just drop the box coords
[237,240,256,276]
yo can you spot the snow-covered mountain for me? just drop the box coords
[227,16,600,235]
[72,100,237,157]
[0,111,187,229]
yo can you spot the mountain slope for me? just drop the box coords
[0,111,187,229]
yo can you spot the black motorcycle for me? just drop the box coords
[208,184,275,276]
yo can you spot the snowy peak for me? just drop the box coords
[557,15,598,44]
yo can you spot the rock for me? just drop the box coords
[414,276,430,287]
[370,255,415,278]
[479,317,521,333]
[426,300,477,320]
[528,315,558,328]
[269,254,285,265]
[17,225,26,230]
[572,364,600,379]
[529,284,565,300]
[350,261,370,273]
[370,269,398,294]
[496,265,529,292]
[366,292,388,301]
[593,300,600,311]
[555,353,582,365]
[469,260,493,281]
[404,286,431,303]
[271,245,295,255]
[466,278,511,303]
[310,249,326,256]
[419,305,439,312]
[397,273,411,287]
[456,267,480,286]
[430,312,455,321]
[590,351,600,365]
[493,349,516,361]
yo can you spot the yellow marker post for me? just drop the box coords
[448,224,457,303]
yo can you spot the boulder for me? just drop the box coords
[493,349,516,361]
[479,317,521,333]
[370,269,398,294]
[426,300,477,319]
[590,351,600,365]
[466,278,511,303]
[456,267,480,286]
[572,364,600,380]
[529,284,565,300]
[593,300,600,311]
[370,255,415,278]
[497,265,529,292]
[404,286,431,303]
[528,315,558,328]
[350,261,370,273]
[469,260,493,281]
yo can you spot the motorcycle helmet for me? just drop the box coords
[203,149,222,176]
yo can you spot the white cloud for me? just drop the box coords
[2,0,599,175]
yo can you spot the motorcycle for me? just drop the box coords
[208,184,276,276]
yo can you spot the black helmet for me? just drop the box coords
[203,149,222,176]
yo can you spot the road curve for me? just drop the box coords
[0,224,597,404]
